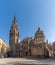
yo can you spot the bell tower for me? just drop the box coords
[9,16,20,57]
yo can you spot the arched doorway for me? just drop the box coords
[26,52,28,56]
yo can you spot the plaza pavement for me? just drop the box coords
[0,58,55,65]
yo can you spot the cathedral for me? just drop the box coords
[8,16,54,58]
[0,16,55,58]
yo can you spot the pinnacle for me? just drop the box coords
[14,16,16,22]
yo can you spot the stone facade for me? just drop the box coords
[29,28,49,58]
[52,42,55,57]
[21,37,32,57]
[20,27,50,58]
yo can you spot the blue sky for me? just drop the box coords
[0,0,55,45]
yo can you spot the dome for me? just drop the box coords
[35,27,45,43]
[35,27,45,38]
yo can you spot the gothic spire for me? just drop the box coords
[11,16,18,31]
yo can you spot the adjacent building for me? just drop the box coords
[0,38,8,57]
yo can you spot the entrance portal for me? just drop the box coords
[26,52,28,56]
